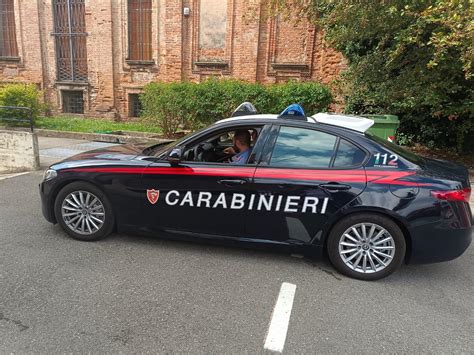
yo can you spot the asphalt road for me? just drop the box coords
[1,171,473,353]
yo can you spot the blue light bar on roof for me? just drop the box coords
[278,104,305,118]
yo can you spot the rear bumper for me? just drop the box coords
[409,224,472,264]
[408,198,472,263]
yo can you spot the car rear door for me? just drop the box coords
[246,123,368,245]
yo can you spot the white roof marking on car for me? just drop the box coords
[215,114,314,124]
[311,113,374,133]
[215,114,279,124]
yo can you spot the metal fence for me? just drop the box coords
[0,106,34,132]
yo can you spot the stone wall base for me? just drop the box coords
[0,130,40,172]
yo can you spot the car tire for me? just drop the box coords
[327,213,406,281]
[54,181,115,241]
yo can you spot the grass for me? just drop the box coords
[32,116,162,134]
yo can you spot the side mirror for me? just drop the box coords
[168,147,183,165]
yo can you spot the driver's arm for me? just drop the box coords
[223,146,236,155]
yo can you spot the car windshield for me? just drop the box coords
[151,127,209,157]
[366,133,424,164]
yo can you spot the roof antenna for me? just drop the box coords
[231,102,257,117]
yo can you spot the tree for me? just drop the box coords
[270,0,473,151]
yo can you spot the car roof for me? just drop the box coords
[215,113,374,134]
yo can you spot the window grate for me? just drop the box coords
[62,90,84,114]
[53,0,88,82]
[129,94,142,117]
[128,0,152,61]
[0,0,18,57]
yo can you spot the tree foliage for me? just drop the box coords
[270,0,473,151]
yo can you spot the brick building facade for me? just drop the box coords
[0,0,345,119]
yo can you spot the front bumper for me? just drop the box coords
[39,181,56,224]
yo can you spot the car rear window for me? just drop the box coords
[366,133,423,164]
[333,139,366,167]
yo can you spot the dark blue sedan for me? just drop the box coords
[39,104,472,280]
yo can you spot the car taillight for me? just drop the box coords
[431,188,471,203]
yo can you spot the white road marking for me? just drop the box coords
[264,282,297,353]
[0,172,30,181]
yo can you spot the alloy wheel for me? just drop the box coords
[338,223,395,274]
[61,190,105,235]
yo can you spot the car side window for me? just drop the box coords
[269,126,337,168]
[333,139,366,167]
[182,126,262,164]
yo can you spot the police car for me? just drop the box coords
[39,103,472,280]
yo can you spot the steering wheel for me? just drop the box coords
[193,144,204,162]
[193,142,215,162]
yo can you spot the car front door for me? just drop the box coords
[246,124,368,245]
[139,124,269,238]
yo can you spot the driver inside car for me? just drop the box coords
[223,129,257,154]
[224,129,252,165]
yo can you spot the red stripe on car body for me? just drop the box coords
[62,166,424,186]
[64,166,255,178]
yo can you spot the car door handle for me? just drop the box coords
[218,179,248,186]
[320,182,351,191]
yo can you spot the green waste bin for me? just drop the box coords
[363,114,400,142]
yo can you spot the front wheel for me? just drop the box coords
[54,181,115,241]
[327,214,406,281]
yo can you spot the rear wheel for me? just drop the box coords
[54,181,114,241]
[327,213,406,281]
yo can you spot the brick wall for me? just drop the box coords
[0,0,346,119]
[0,1,43,87]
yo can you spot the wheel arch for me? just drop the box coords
[321,208,413,264]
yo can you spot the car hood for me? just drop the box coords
[48,143,160,171]
[60,143,144,162]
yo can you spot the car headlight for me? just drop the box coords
[43,169,57,181]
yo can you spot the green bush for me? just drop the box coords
[0,84,44,124]
[141,79,333,137]
[192,79,275,127]
[268,81,333,114]
[342,53,474,152]
[141,82,197,137]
